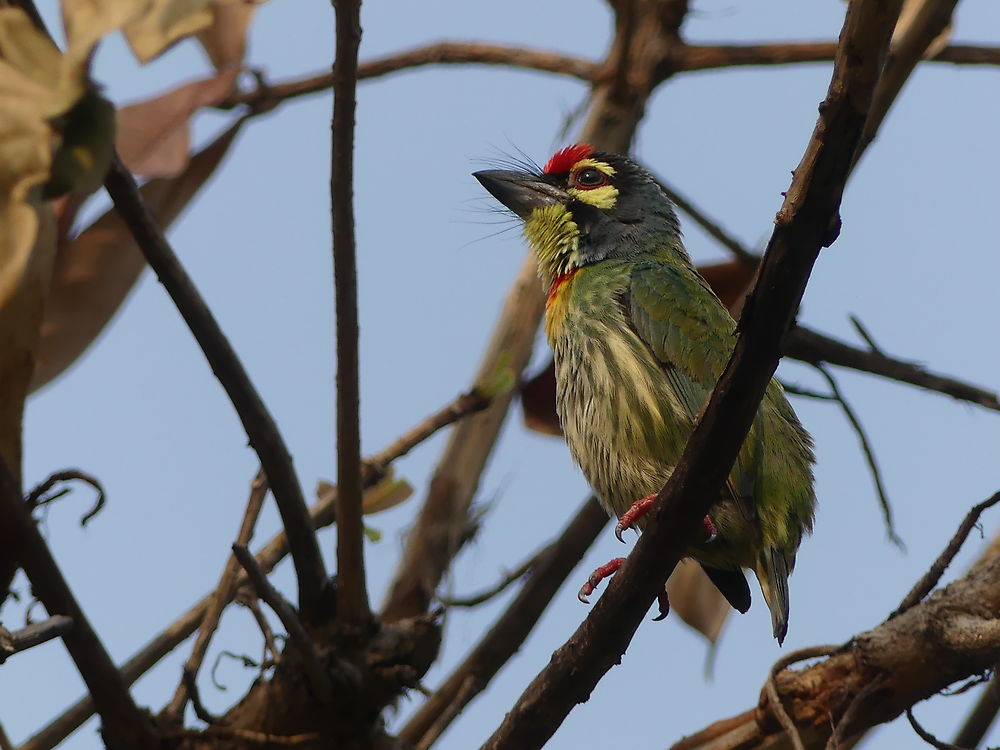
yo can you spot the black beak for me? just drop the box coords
[473,170,570,220]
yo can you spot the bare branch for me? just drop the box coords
[181,668,222,725]
[162,468,268,721]
[231,545,333,705]
[103,156,330,622]
[907,708,967,750]
[953,672,1000,747]
[399,497,607,748]
[22,388,487,750]
[0,459,156,747]
[813,364,902,548]
[677,41,1000,72]
[0,616,73,664]
[764,646,840,750]
[439,553,540,609]
[331,0,370,629]
[25,470,105,526]
[480,2,903,747]
[891,491,1000,618]
[223,42,596,110]
[786,326,1000,412]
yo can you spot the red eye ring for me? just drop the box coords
[571,167,608,189]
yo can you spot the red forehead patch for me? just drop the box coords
[543,143,594,174]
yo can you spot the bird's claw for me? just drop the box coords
[652,590,670,621]
[615,494,656,542]
[702,515,718,543]
[577,557,625,606]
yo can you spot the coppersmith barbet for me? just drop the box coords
[474,144,816,643]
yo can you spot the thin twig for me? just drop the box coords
[181,667,222,725]
[907,707,969,750]
[221,42,596,110]
[22,386,490,750]
[364,389,491,476]
[25,470,105,526]
[652,173,760,267]
[331,0,370,628]
[954,671,1000,748]
[399,497,607,748]
[231,544,333,705]
[891,491,1000,618]
[786,325,1000,412]
[242,595,281,671]
[848,315,884,355]
[0,459,156,747]
[439,552,541,608]
[0,616,73,663]
[813,364,902,549]
[766,645,841,750]
[162,468,268,721]
[104,155,330,621]
[826,677,885,750]
[480,3,904,747]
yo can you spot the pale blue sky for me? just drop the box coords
[5,2,1000,749]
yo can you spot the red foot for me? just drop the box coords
[615,495,656,542]
[578,557,626,604]
[615,495,718,544]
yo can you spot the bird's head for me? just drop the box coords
[474,144,683,287]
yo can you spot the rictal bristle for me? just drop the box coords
[543,143,594,175]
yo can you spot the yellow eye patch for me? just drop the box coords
[567,158,618,209]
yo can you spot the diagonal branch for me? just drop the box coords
[480,2,903,747]
[103,156,330,623]
[0,616,73,664]
[0,459,156,748]
[331,0,370,628]
[21,386,485,750]
[161,468,268,721]
[399,496,607,749]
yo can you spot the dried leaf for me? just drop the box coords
[519,260,755,437]
[116,69,238,178]
[197,0,260,70]
[123,0,214,63]
[665,559,732,643]
[31,119,244,391]
[316,470,416,517]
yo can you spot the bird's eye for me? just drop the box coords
[572,167,607,189]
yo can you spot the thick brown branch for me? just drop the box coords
[677,41,1000,72]
[0,616,73,663]
[786,326,1000,411]
[104,156,330,622]
[670,527,1000,750]
[162,469,268,721]
[331,0,370,628]
[479,2,902,748]
[0,461,156,748]
[399,497,608,748]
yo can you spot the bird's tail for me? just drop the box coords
[754,548,791,645]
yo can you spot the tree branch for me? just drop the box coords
[331,0,370,628]
[103,156,331,622]
[232,545,334,705]
[479,2,902,747]
[669,494,1000,750]
[0,460,156,748]
[161,468,268,722]
[399,497,608,748]
[786,325,1000,411]
[0,616,73,664]
[21,386,484,750]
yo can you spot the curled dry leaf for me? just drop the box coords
[316,470,415,517]
[31,120,245,391]
[122,0,215,63]
[116,69,239,178]
[665,559,733,643]
[197,0,262,70]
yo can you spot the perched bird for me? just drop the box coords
[474,144,815,643]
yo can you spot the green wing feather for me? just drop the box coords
[625,260,763,529]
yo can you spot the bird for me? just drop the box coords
[474,144,816,643]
